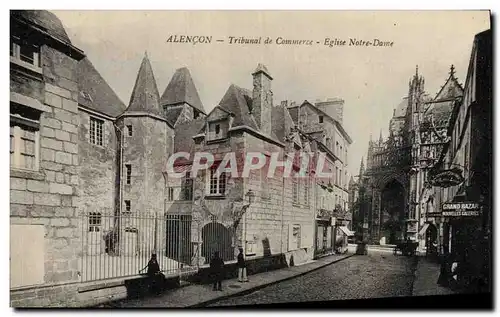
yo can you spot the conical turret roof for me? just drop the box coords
[160,67,205,114]
[125,52,162,116]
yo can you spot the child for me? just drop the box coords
[237,247,249,282]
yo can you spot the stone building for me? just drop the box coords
[10,10,354,307]
[352,65,463,246]
[427,29,492,292]
[287,98,353,256]
[10,10,86,306]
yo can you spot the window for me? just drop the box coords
[208,167,226,195]
[90,117,104,146]
[208,121,226,141]
[319,116,324,123]
[10,105,40,171]
[88,212,102,232]
[182,172,193,200]
[339,169,342,187]
[303,178,310,206]
[325,137,332,150]
[194,110,200,119]
[125,164,131,184]
[292,178,299,204]
[124,200,131,212]
[127,125,133,137]
[167,187,174,201]
[335,167,339,185]
[11,36,40,67]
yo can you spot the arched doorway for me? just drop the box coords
[425,223,438,256]
[201,222,234,264]
[380,179,405,244]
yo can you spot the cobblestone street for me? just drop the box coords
[208,251,417,306]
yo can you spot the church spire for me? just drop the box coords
[125,52,162,116]
[359,156,365,177]
[379,130,383,144]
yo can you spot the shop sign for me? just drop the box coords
[428,167,465,188]
[406,221,418,233]
[442,202,480,217]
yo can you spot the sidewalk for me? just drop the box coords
[412,257,456,296]
[97,253,354,308]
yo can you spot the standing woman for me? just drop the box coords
[237,247,249,282]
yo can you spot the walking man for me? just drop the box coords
[237,247,249,282]
[210,251,224,291]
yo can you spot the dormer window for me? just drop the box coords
[11,36,40,67]
[208,120,227,141]
[319,116,324,123]
[194,109,200,119]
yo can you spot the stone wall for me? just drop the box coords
[77,112,118,218]
[118,115,173,255]
[10,45,81,305]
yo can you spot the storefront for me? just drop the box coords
[335,222,355,254]
[314,216,335,258]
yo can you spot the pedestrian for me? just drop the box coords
[437,253,449,286]
[237,247,249,282]
[139,253,165,294]
[210,251,224,291]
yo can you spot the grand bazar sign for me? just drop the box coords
[442,202,480,217]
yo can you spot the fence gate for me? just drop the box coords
[80,211,201,283]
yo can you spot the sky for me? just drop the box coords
[53,10,490,179]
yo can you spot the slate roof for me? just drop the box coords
[272,103,295,142]
[124,53,163,116]
[164,107,184,126]
[160,67,206,114]
[77,57,126,117]
[11,10,71,45]
[218,84,259,130]
[174,117,206,154]
[287,106,299,124]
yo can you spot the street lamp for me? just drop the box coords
[242,190,256,256]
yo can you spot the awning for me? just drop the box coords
[418,223,430,236]
[338,226,355,236]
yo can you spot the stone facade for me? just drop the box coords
[10,12,86,306]
[10,10,353,308]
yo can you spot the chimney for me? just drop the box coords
[252,64,273,136]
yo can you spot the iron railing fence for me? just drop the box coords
[81,211,200,282]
